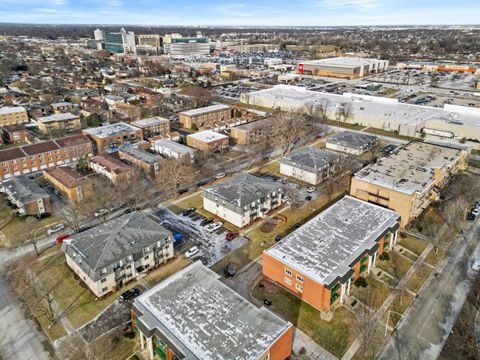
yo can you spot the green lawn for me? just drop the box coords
[363,127,415,141]
[406,263,433,293]
[377,251,414,280]
[256,161,280,175]
[323,119,365,131]
[351,276,391,309]
[253,282,356,358]
[397,235,428,256]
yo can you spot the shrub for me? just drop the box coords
[379,252,390,261]
[354,277,367,288]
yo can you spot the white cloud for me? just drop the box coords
[316,0,385,10]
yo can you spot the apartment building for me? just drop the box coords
[280,148,343,185]
[51,101,75,113]
[131,117,170,140]
[132,261,293,360]
[0,106,29,126]
[2,125,27,144]
[37,113,82,135]
[298,58,389,78]
[203,173,283,228]
[113,102,142,122]
[89,155,135,185]
[62,212,174,297]
[179,104,232,129]
[43,166,93,204]
[0,134,93,181]
[230,118,275,145]
[326,131,378,155]
[350,141,469,225]
[82,122,143,154]
[186,130,229,157]
[151,139,195,163]
[263,196,400,311]
[1,175,51,216]
[118,147,164,177]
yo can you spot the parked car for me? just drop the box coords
[472,260,480,271]
[206,221,223,233]
[119,288,141,303]
[47,223,65,235]
[55,233,72,244]
[469,208,479,221]
[94,208,109,217]
[182,207,196,216]
[185,246,200,258]
[263,299,272,306]
[225,231,238,241]
[305,195,312,201]
[200,218,213,227]
[216,172,226,179]
[294,223,301,229]
[306,186,316,193]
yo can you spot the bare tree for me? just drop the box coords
[317,98,331,119]
[270,111,310,155]
[155,158,197,198]
[56,202,90,233]
[181,85,212,108]
[22,217,41,256]
[336,102,354,125]
[354,304,380,359]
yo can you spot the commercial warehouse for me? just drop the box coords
[297,57,388,78]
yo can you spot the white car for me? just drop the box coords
[206,221,223,232]
[47,223,65,235]
[185,246,199,258]
[95,208,109,217]
[306,187,316,193]
[472,260,480,271]
[216,173,226,179]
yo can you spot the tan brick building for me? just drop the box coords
[82,122,143,154]
[350,141,469,225]
[179,104,232,129]
[0,106,28,126]
[230,118,275,145]
[44,166,93,204]
[118,147,164,177]
[1,175,51,216]
[37,113,82,135]
[186,130,229,157]
[131,117,170,140]
[0,134,93,181]
[89,155,135,185]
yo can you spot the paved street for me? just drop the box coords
[0,274,53,360]
[378,220,480,359]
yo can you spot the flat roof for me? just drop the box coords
[265,196,399,286]
[187,130,229,143]
[40,113,79,123]
[153,139,195,155]
[301,57,386,68]
[243,85,480,130]
[83,122,140,138]
[133,261,291,360]
[353,141,463,195]
[0,106,26,115]
[2,175,49,204]
[120,147,164,164]
[131,117,169,128]
[181,104,231,117]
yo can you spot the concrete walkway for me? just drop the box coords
[341,243,433,360]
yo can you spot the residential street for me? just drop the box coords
[0,274,53,360]
[378,220,480,359]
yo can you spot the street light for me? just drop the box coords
[385,309,404,336]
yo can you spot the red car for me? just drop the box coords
[56,233,72,244]
[225,232,238,241]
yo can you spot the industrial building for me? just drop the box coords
[241,85,480,143]
[297,57,388,78]
[132,261,293,360]
[263,196,400,311]
[350,141,469,225]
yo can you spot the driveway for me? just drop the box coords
[378,220,480,359]
[0,274,53,360]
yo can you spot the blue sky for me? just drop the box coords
[0,0,478,26]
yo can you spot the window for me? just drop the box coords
[296,275,304,283]
[284,277,292,286]
[284,268,292,277]
[296,284,303,292]
[101,278,107,283]
[102,287,108,292]
[144,255,150,260]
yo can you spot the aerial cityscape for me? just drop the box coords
[0,2,479,360]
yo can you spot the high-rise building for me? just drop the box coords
[93,28,136,53]
[163,33,210,58]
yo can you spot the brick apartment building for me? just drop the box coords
[132,261,293,360]
[0,134,93,181]
[89,155,135,185]
[118,147,164,177]
[1,175,51,216]
[43,166,93,204]
[186,130,229,157]
[131,117,170,140]
[179,104,232,129]
[37,113,82,135]
[0,106,29,126]
[2,125,28,144]
[263,196,400,311]
[230,118,275,145]
[82,122,143,154]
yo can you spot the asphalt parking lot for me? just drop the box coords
[153,207,248,267]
